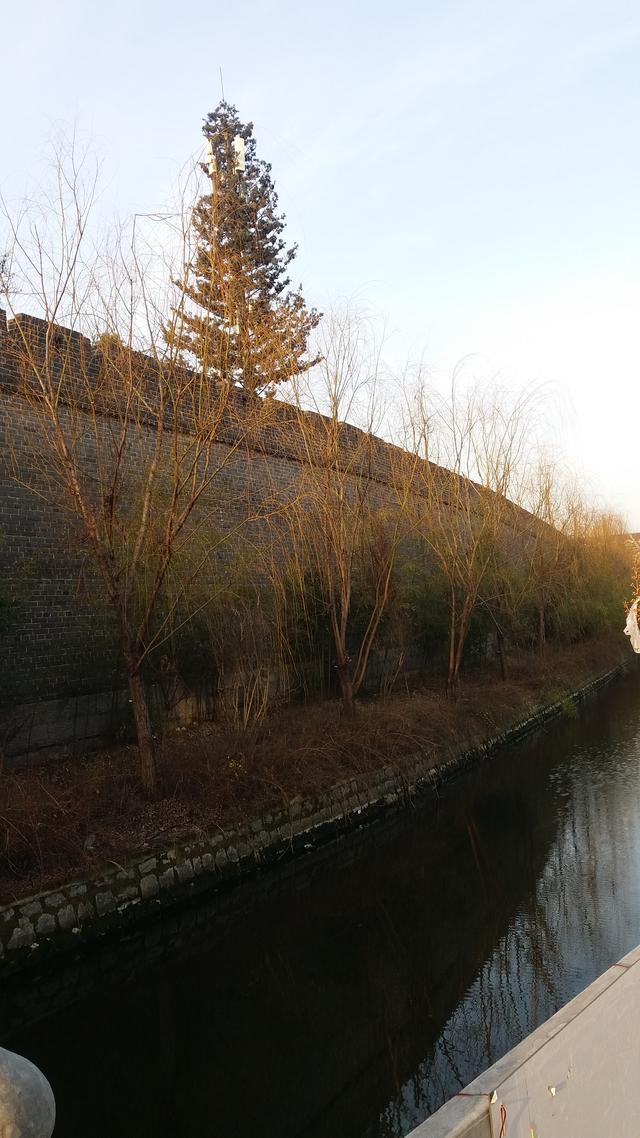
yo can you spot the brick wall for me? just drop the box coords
[0,310,536,759]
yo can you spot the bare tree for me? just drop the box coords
[0,142,278,790]
[286,311,412,715]
[403,375,539,690]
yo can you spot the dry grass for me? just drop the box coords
[0,632,628,903]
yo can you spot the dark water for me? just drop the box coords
[4,666,640,1138]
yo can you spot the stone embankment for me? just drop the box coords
[0,662,625,977]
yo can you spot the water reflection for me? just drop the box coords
[3,667,640,1138]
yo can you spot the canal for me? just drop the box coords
[3,666,640,1137]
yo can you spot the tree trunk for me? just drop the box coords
[447,588,457,694]
[127,670,156,793]
[336,663,356,718]
[452,633,465,687]
[538,605,546,656]
[497,627,507,681]
[451,598,473,689]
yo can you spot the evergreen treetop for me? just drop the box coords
[170,101,321,394]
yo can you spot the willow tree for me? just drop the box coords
[169,101,320,394]
[287,312,412,715]
[404,379,539,691]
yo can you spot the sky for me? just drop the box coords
[2,0,640,523]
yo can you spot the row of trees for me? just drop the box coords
[0,113,632,791]
[286,341,630,706]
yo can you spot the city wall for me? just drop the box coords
[0,310,535,760]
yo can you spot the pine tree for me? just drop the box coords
[171,102,321,394]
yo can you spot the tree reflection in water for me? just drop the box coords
[4,669,640,1138]
[369,669,640,1137]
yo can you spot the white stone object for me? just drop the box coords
[232,135,246,171]
[0,1047,55,1137]
[206,139,216,178]
[624,600,640,653]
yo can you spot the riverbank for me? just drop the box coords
[0,632,633,974]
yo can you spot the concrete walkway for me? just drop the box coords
[407,942,640,1137]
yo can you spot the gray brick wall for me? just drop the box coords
[0,309,536,759]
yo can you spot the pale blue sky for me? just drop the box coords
[3,0,640,521]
